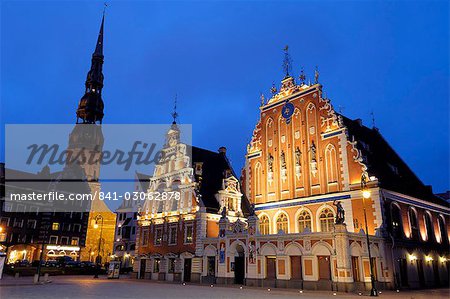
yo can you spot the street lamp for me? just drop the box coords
[93,214,104,279]
[361,174,378,297]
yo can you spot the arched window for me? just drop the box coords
[325,144,338,183]
[259,215,270,235]
[424,212,434,242]
[254,163,262,196]
[391,204,403,238]
[276,213,288,233]
[438,215,447,244]
[408,208,419,240]
[298,210,312,233]
[319,208,334,232]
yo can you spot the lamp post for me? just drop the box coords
[361,174,378,297]
[93,214,104,279]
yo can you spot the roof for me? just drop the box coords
[135,171,151,191]
[341,115,448,207]
[191,146,251,215]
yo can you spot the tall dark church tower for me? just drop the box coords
[68,14,116,262]
[68,15,105,182]
[76,15,105,124]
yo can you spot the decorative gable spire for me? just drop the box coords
[282,45,293,78]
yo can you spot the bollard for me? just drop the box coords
[34,274,39,284]
[44,273,49,282]
[15,272,19,279]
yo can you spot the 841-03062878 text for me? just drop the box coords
[98,191,181,201]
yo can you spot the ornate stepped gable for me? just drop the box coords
[139,123,250,223]
[244,73,448,208]
[244,74,361,203]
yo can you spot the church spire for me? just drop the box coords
[76,13,106,124]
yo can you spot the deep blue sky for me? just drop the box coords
[1,1,449,193]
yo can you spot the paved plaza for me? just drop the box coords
[0,275,449,299]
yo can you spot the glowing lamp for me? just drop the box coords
[408,254,417,263]
[94,223,99,229]
[425,256,433,263]
[440,256,447,263]
[362,190,371,199]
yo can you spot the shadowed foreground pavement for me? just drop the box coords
[1,275,449,299]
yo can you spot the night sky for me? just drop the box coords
[1,1,449,193]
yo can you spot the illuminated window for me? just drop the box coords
[319,208,334,232]
[391,204,403,238]
[154,227,163,245]
[153,259,160,273]
[169,226,177,245]
[438,215,447,244]
[52,222,60,231]
[184,224,193,244]
[259,215,270,235]
[298,210,312,233]
[71,238,79,246]
[408,208,419,240]
[276,213,288,233]
[424,212,434,242]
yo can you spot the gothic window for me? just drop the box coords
[154,227,162,246]
[298,210,312,233]
[254,162,262,196]
[319,208,334,232]
[276,212,288,233]
[325,144,338,183]
[184,223,194,244]
[391,203,403,238]
[259,215,270,235]
[408,208,419,240]
[141,228,149,246]
[438,215,447,244]
[424,212,434,242]
[168,226,177,245]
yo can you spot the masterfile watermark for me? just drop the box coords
[5,124,192,212]
[26,141,162,171]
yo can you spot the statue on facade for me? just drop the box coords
[260,93,265,106]
[280,151,286,170]
[268,153,274,172]
[295,147,302,166]
[333,200,345,224]
[310,141,317,161]
[314,66,319,84]
[221,206,227,219]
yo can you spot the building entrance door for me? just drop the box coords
[417,259,425,287]
[318,256,331,280]
[234,256,245,284]
[266,257,276,279]
[290,256,302,279]
[399,258,408,287]
[183,258,191,282]
[234,245,245,284]
[432,260,440,287]
[139,259,146,279]
[351,256,360,282]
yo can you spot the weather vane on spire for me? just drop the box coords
[282,45,293,78]
[103,2,108,15]
[171,94,179,124]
